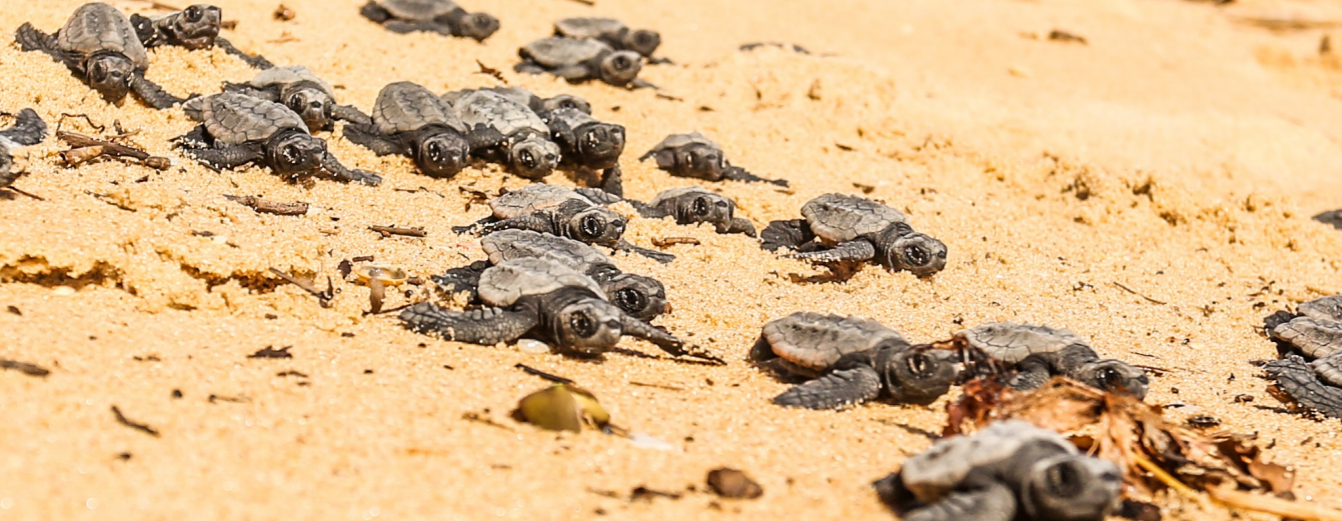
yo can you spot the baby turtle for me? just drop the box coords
[1264,351,1342,419]
[640,132,788,187]
[359,0,498,41]
[762,193,948,277]
[443,89,561,179]
[750,312,961,409]
[345,81,497,178]
[174,93,382,185]
[16,2,184,108]
[516,37,645,88]
[477,87,592,118]
[452,184,674,263]
[1264,295,1342,359]
[0,109,48,190]
[433,229,669,320]
[956,323,1150,398]
[553,18,663,62]
[874,419,1121,521]
[626,186,757,236]
[203,66,371,133]
[130,4,273,68]
[544,107,627,194]
[400,258,700,359]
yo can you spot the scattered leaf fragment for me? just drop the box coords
[248,346,293,359]
[514,384,611,433]
[707,468,763,499]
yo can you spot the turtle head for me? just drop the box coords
[508,136,560,180]
[877,224,947,277]
[674,191,734,232]
[566,207,626,245]
[86,52,136,106]
[877,346,960,404]
[621,29,661,58]
[266,130,326,178]
[282,86,334,132]
[554,299,623,355]
[415,130,469,178]
[1074,360,1150,399]
[171,5,223,49]
[678,143,727,179]
[456,12,500,42]
[575,122,625,169]
[1021,454,1121,521]
[543,94,591,115]
[604,273,667,320]
[598,51,642,86]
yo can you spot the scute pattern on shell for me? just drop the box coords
[1311,351,1342,387]
[955,322,1087,364]
[379,0,455,20]
[250,65,336,97]
[1298,296,1342,324]
[374,82,465,135]
[1272,317,1342,358]
[761,312,907,371]
[648,132,714,153]
[482,230,608,272]
[554,17,627,39]
[454,91,548,137]
[899,420,1073,504]
[650,186,716,206]
[58,2,149,69]
[488,184,591,219]
[200,93,308,146]
[478,258,605,307]
[523,37,609,68]
[801,193,907,242]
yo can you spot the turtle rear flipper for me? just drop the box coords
[320,153,382,186]
[399,302,538,345]
[0,109,48,147]
[15,23,78,70]
[185,144,262,171]
[360,2,393,23]
[724,165,788,187]
[1265,355,1342,419]
[761,219,814,252]
[613,240,675,263]
[900,481,1016,521]
[787,240,876,263]
[131,74,184,109]
[214,37,273,69]
[773,365,882,409]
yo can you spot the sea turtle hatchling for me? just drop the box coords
[15,2,184,108]
[873,419,1121,521]
[359,0,499,41]
[432,229,669,320]
[1264,295,1342,359]
[956,322,1150,398]
[749,312,961,409]
[474,86,592,118]
[619,186,757,236]
[443,89,562,180]
[553,17,664,62]
[516,37,646,88]
[640,132,788,187]
[1263,350,1342,419]
[541,107,627,195]
[173,92,382,186]
[196,65,371,133]
[130,4,273,68]
[451,184,675,263]
[400,258,703,359]
[761,193,948,277]
[0,109,48,190]
[344,81,500,178]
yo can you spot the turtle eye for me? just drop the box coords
[904,244,930,267]
[568,311,597,338]
[580,215,603,238]
[426,141,443,162]
[282,144,302,165]
[1045,461,1083,497]
[584,129,602,148]
[185,6,202,22]
[692,197,709,216]
[905,353,933,377]
[520,150,537,169]
[559,99,577,109]
[1096,367,1123,391]
[615,288,647,314]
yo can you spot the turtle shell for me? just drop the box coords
[373,81,465,136]
[554,17,627,39]
[453,90,548,137]
[955,322,1087,364]
[801,193,907,243]
[899,420,1074,503]
[650,186,723,207]
[488,184,592,219]
[477,258,606,307]
[1298,296,1342,324]
[199,93,308,146]
[379,0,456,21]
[521,37,610,68]
[482,230,609,272]
[249,65,336,97]
[58,2,150,70]
[760,312,908,372]
[1272,317,1342,359]
[647,132,717,154]
[1311,351,1342,387]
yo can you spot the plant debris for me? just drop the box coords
[1048,30,1088,44]
[111,405,160,437]
[0,358,50,377]
[248,346,293,359]
[370,225,427,238]
[462,411,513,430]
[223,195,309,215]
[57,130,170,170]
[706,468,763,499]
[352,264,407,314]
[514,363,575,384]
[630,486,681,501]
[513,384,623,434]
[273,4,295,21]
[269,268,334,307]
[475,60,507,83]
[652,237,700,248]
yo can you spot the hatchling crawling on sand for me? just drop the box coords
[442,89,562,180]
[553,18,665,62]
[516,37,647,88]
[762,193,947,277]
[640,132,788,187]
[200,65,371,133]
[344,81,500,178]
[0,109,48,189]
[16,2,184,109]
[452,184,674,263]
[956,322,1149,399]
[400,258,708,360]
[873,420,1121,521]
[478,86,592,118]
[750,312,961,409]
[591,186,757,237]
[1262,295,1342,418]
[432,229,669,320]
[359,0,499,41]
[130,4,273,68]
[174,93,382,186]
[542,107,627,194]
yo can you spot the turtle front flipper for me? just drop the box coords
[431,261,489,301]
[1265,355,1342,419]
[332,105,373,127]
[343,124,408,156]
[479,215,554,236]
[514,61,547,75]
[620,316,723,363]
[131,74,185,109]
[399,302,539,345]
[0,109,48,147]
[773,365,883,409]
[761,219,814,252]
[320,153,383,186]
[185,145,263,171]
[15,24,78,71]
[598,166,623,197]
[1006,353,1054,391]
[359,1,392,23]
[628,199,669,219]
[787,240,876,263]
[725,217,757,237]
[451,216,496,235]
[724,165,788,187]
[214,37,274,69]
[900,481,1017,521]
[613,240,675,264]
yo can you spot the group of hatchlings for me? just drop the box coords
[3,1,1340,519]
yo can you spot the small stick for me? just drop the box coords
[4,185,44,201]
[0,359,50,377]
[652,237,700,247]
[57,130,170,169]
[514,363,575,385]
[1112,281,1166,305]
[565,0,595,5]
[223,195,309,216]
[461,411,513,431]
[475,60,507,84]
[370,225,427,238]
[1209,488,1342,521]
[268,268,333,307]
[628,381,684,391]
[111,405,160,437]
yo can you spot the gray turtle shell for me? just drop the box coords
[488,184,593,219]
[249,65,336,97]
[554,17,627,39]
[478,257,606,307]
[522,37,611,68]
[378,0,458,20]
[59,2,150,69]
[801,193,907,243]
[198,93,308,146]
[452,90,548,137]
[650,186,724,207]
[900,420,1076,503]
[1272,317,1342,358]
[1298,296,1342,324]
[374,81,465,136]
[1312,350,1342,387]
[647,132,717,154]
[955,322,1087,364]
[761,312,908,372]
[482,229,609,272]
